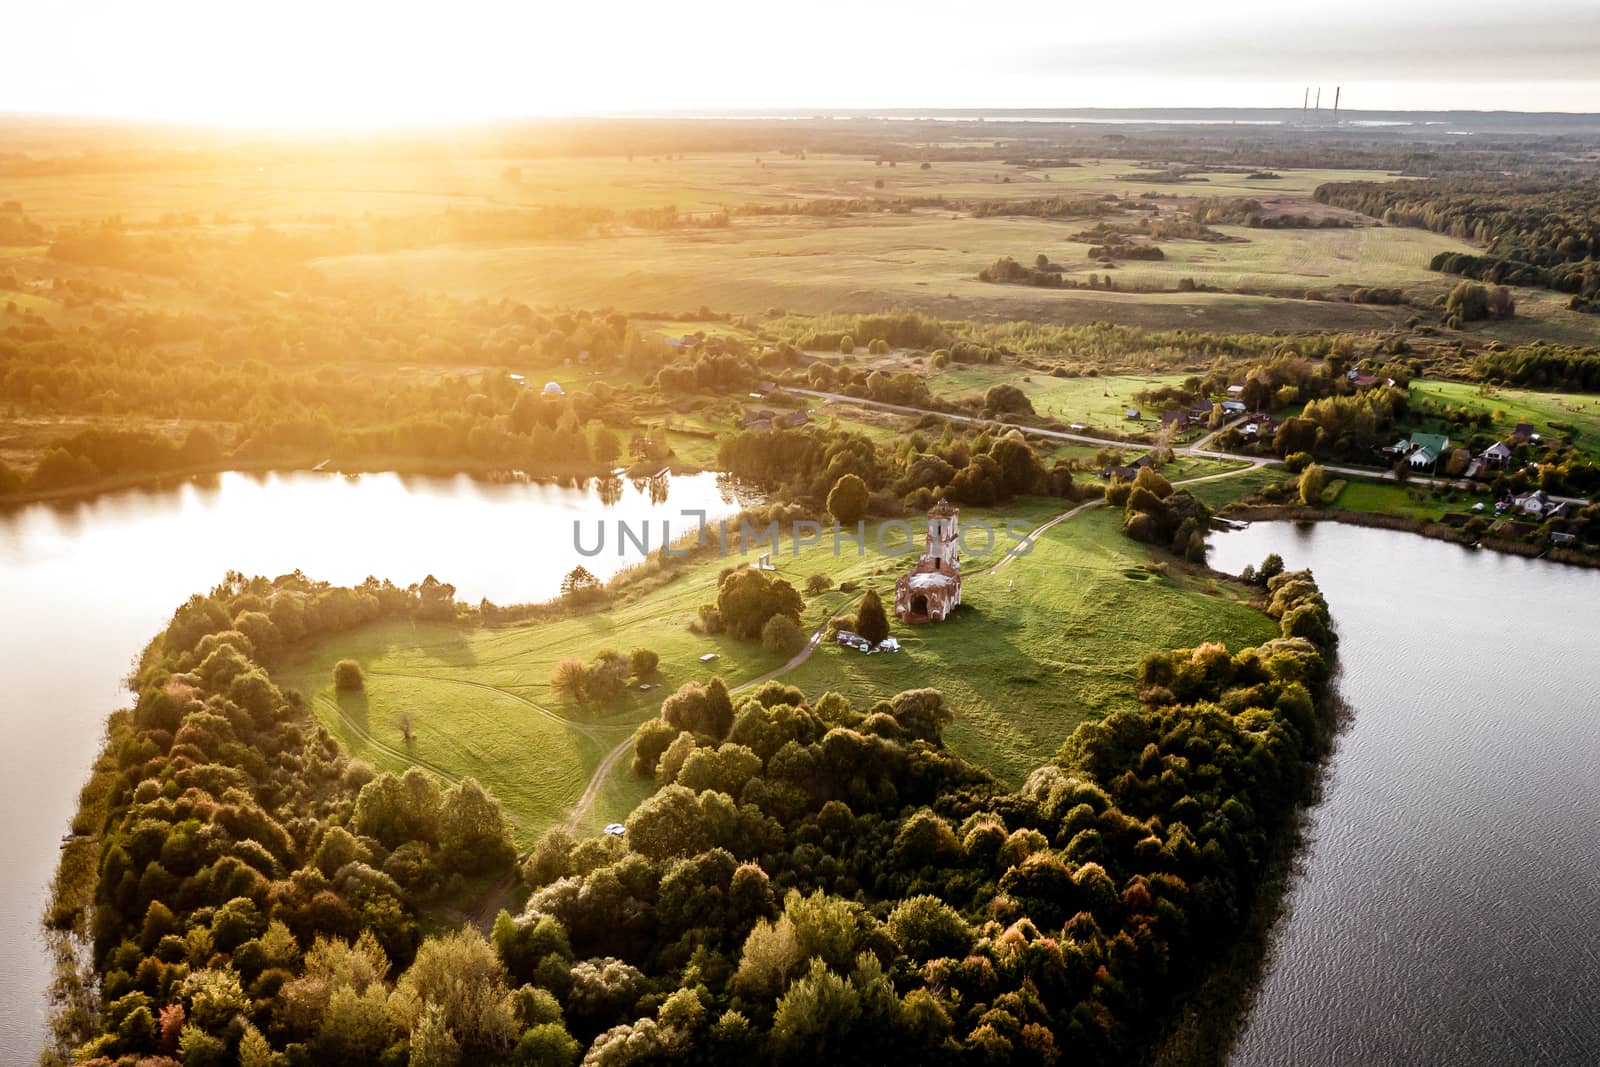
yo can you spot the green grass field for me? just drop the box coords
[1408,378,1600,460]
[309,209,1475,334]
[1328,477,1494,520]
[927,368,1193,432]
[276,481,1275,843]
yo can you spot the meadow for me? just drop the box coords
[1408,378,1600,461]
[275,487,1274,843]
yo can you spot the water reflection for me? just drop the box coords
[1209,522,1600,1066]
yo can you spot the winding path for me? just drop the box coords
[563,461,1267,831]
[563,599,845,832]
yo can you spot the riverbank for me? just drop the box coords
[1220,503,1600,569]
[0,453,707,509]
[1207,522,1600,1064]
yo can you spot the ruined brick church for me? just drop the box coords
[894,498,962,623]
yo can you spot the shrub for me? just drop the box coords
[333,660,364,691]
[628,648,659,678]
[826,474,870,526]
[550,659,587,702]
[855,589,890,646]
[761,614,807,657]
[1284,451,1314,473]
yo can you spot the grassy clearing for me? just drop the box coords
[1408,378,1600,461]
[780,506,1275,787]
[1329,477,1494,520]
[309,210,1457,334]
[278,488,1275,839]
[928,368,1192,433]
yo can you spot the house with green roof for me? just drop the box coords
[1407,432,1451,471]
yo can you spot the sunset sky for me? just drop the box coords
[5,0,1599,123]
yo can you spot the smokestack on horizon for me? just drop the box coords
[1334,86,1341,117]
[1303,87,1309,110]
[1315,87,1321,110]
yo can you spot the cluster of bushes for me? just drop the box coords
[1107,467,1210,561]
[1086,243,1164,261]
[1444,281,1515,327]
[720,418,1074,516]
[551,648,660,706]
[1474,343,1600,391]
[977,257,1066,288]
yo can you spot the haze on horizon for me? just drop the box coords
[4,0,1599,125]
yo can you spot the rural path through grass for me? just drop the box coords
[562,461,1265,832]
[563,595,849,832]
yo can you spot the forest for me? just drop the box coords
[1315,178,1600,305]
[50,554,1336,1064]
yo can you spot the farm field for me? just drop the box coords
[0,154,1400,225]
[927,368,1193,430]
[307,209,1482,334]
[276,484,1272,842]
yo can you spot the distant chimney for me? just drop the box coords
[1303,87,1309,110]
[1334,86,1341,115]
[1315,87,1321,110]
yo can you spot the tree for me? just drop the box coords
[628,648,659,677]
[762,614,807,657]
[839,335,855,354]
[716,569,803,640]
[560,566,602,600]
[827,473,870,526]
[984,383,1035,416]
[333,659,364,691]
[1446,281,1491,323]
[394,928,517,1058]
[550,659,587,702]
[439,778,516,874]
[855,589,890,647]
[1298,463,1327,505]
[887,895,972,962]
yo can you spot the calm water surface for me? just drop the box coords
[0,468,746,1061]
[1210,522,1600,1067]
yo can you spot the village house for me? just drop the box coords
[1188,398,1215,420]
[1479,441,1514,470]
[1160,410,1190,431]
[1513,489,1568,521]
[1221,400,1248,416]
[894,498,962,623]
[1099,453,1155,481]
[1511,422,1539,443]
[1406,432,1451,471]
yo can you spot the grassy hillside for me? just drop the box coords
[276,486,1275,844]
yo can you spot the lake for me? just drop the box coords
[1209,522,1600,1066]
[0,468,748,1062]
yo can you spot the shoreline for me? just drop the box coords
[0,455,705,510]
[1219,504,1600,570]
